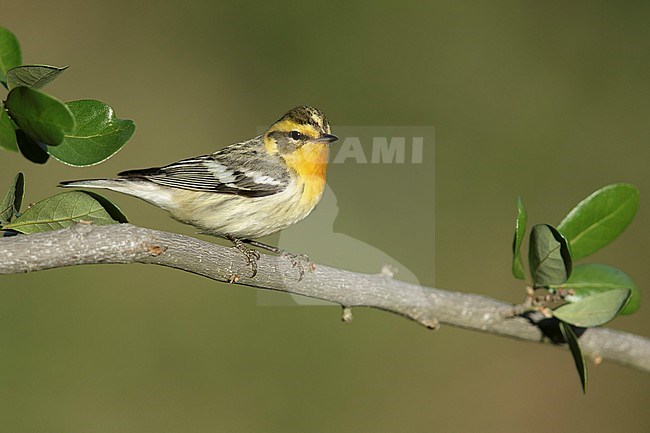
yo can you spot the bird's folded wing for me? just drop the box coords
[119,149,289,198]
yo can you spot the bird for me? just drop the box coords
[59,106,338,279]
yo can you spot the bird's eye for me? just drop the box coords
[289,130,303,141]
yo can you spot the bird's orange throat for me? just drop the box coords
[286,142,329,205]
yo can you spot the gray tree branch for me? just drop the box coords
[1,223,648,373]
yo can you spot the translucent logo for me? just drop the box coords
[256,126,435,306]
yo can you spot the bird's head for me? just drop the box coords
[264,106,338,157]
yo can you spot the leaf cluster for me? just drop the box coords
[0,26,135,166]
[512,184,640,392]
[0,27,129,234]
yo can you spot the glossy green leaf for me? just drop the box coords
[559,321,587,394]
[0,27,22,88]
[0,172,24,223]
[511,196,527,279]
[6,65,68,89]
[529,224,572,287]
[3,191,120,234]
[556,264,640,315]
[553,288,631,327]
[47,100,135,166]
[0,105,18,151]
[16,130,49,164]
[5,86,75,146]
[558,184,639,260]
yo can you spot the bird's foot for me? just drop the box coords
[280,251,313,282]
[238,239,315,281]
[229,236,261,277]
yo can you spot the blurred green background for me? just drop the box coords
[2,1,650,432]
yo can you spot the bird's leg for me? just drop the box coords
[226,235,261,277]
[243,239,312,281]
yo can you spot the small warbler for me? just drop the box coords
[60,106,338,278]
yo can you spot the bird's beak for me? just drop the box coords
[315,133,338,144]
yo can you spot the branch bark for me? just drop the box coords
[1,223,649,373]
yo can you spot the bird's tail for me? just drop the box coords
[59,178,175,210]
[59,178,130,192]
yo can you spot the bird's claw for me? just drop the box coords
[281,251,313,281]
[230,237,261,277]
[243,248,261,277]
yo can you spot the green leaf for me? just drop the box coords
[559,321,587,394]
[5,86,76,146]
[82,191,129,223]
[511,196,527,279]
[558,184,639,260]
[529,224,572,287]
[16,130,49,164]
[0,104,18,151]
[553,288,631,327]
[47,100,135,166]
[3,191,120,234]
[0,27,22,88]
[0,172,24,223]
[556,264,641,315]
[6,65,68,90]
